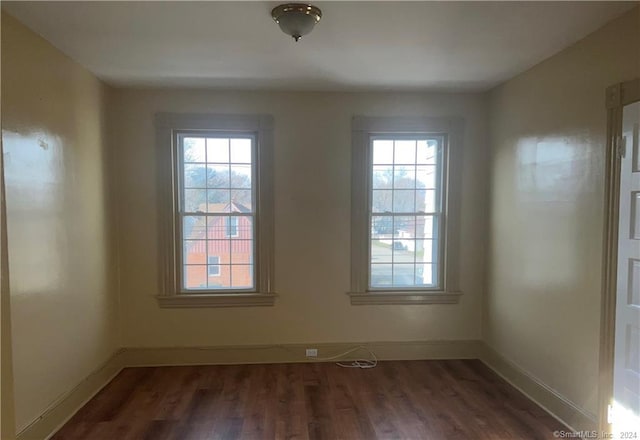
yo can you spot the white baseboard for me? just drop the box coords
[16,349,126,440]
[122,339,482,367]
[478,342,597,433]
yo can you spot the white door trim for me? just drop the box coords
[599,78,640,433]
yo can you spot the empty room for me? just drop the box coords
[1,1,639,439]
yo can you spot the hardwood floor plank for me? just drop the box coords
[209,365,252,439]
[52,360,568,440]
[275,363,309,440]
[239,364,278,439]
[302,364,337,440]
[347,365,405,439]
[326,366,377,440]
[402,361,478,439]
[141,420,178,440]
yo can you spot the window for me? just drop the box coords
[369,137,443,289]
[156,113,275,308]
[180,134,255,290]
[349,117,463,305]
[208,256,221,277]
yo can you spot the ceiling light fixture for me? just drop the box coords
[271,3,322,42]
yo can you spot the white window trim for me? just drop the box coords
[155,113,276,308]
[348,116,463,305]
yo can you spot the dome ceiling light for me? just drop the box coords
[271,3,322,42]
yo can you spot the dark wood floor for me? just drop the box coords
[52,360,567,440]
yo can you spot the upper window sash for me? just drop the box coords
[175,131,257,214]
[368,134,446,216]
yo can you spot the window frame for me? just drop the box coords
[155,113,275,308]
[368,134,446,291]
[349,116,463,305]
[176,131,257,293]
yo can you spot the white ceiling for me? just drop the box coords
[2,1,636,92]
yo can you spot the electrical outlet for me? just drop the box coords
[305,348,318,357]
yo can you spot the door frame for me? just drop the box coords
[599,78,640,432]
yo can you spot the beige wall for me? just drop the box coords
[1,89,17,440]
[1,13,119,433]
[111,89,488,348]
[486,6,640,422]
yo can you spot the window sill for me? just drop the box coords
[347,291,461,305]
[156,293,277,308]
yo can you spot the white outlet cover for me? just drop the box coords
[306,348,318,357]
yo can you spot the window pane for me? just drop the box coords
[184,240,206,264]
[234,216,253,240]
[184,265,208,289]
[183,216,206,240]
[207,240,230,261]
[372,166,392,189]
[231,189,252,211]
[184,189,206,212]
[392,264,415,286]
[394,140,416,164]
[207,138,229,163]
[417,140,437,165]
[207,190,231,212]
[372,140,393,164]
[230,165,252,188]
[371,216,393,238]
[414,239,435,263]
[415,215,435,239]
[230,138,252,163]
[416,263,437,287]
[393,166,415,189]
[183,164,206,188]
[416,189,436,213]
[370,263,392,287]
[416,165,436,189]
[231,265,254,288]
[371,239,392,264]
[184,137,206,162]
[207,165,230,188]
[225,217,239,237]
[208,265,231,289]
[230,241,253,264]
[394,215,415,238]
[392,240,415,264]
[372,190,392,213]
[207,217,224,239]
[392,190,415,212]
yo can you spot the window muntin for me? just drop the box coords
[178,133,256,291]
[368,136,444,290]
